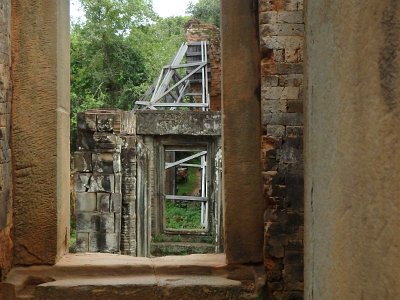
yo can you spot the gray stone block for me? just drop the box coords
[76,232,90,252]
[77,112,97,131]
[111,193,122,213]
[92,152,120,174]
[73,151,92,172]
[114,174,122,194]
[88,174,114,193]
[114,213,121,233]
[89,233,119,253]
[121,111,136,135]
[76,193,97,212]
[135,111,221,136]
[97,193,110,212]
[93,132,122,152]
[96,111,122,133]
[74,173,91,193]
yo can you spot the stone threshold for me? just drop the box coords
[1,253,266,299]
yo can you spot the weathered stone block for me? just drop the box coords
[260,24,304,36]
[99,213,115,232]
[262,75,279,86]
[266,125,286,137]
[89,174,115,193]
[96,111,121,133]
[262,112,303,126]
[286,126,303,137]
[114,213,121,233]
[74,173,91,193]
[76,131,95,151]
[111,194,122,213]
[76,193,97,212]
[121,111,136,135]
[114,174,122,194]
[93,132,121,152]
[73,151,92,172]
[77,112,96,132]
[89,233,119,253]
[135,111,221,136]
[261,36,303,51]
[92,152,120,174]
[262,100,287,113]
[76,232,89,252]
[76,212,100,232]
[97,193,110,212]
[287,100,303,113]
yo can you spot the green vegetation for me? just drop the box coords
[186,0,220,27]
[165,200,202,230]
[70,0,189,150]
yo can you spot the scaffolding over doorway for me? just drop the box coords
[135,41,210,111]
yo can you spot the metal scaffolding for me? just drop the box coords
[135,41,210,111]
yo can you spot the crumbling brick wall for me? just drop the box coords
[0,0,13,280]
[259,0,304,298]
[185,19,221,111]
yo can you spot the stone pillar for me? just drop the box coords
[11,0,70,265]
[305,0,400,298]
[0,0,13,278]
[221,0,264,264]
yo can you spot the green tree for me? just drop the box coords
[186,0,220,27]
[70,1,189,150]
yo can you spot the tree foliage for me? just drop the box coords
[70,0,188,150]
[186,0,220,27]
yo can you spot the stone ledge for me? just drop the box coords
[0,253,266,299]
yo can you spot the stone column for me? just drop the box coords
[221,0,264,264]
[11,0,70,265]
[305,0,400,298]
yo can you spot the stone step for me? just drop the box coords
[1,253,266,299]
[32,275,241,300]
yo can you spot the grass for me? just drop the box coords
[165,199,202,230]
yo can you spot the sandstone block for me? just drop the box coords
[96,112,121,133]
[89,233,119,253]
[93,132,122,152]
[76,232,89,252]
[267,125,286,138]
[76,193,97,212]
[97,193,110,212]
[77,112,96,132]
[92,152,120,174]
[262,75,279,87]
[73,151,92,172]
[261,36,303,50]
[262,100,287,113]
[260,24,304,36]
[281,87,300,100]
[114,174,122,194]
[111,193,122,213]
[262,112,303,126]
[89,174,115,193]
[287,100,303,112]
[74,173,91,193]
[77,131,95,151]
[121,111,136,135]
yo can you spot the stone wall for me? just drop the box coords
[185,19,221,111]
[73,110,132,253]
[259,0,304,298]
[0,0,13,280]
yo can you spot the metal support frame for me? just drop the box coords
[164,149,209,229]
[136,41,210,111]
